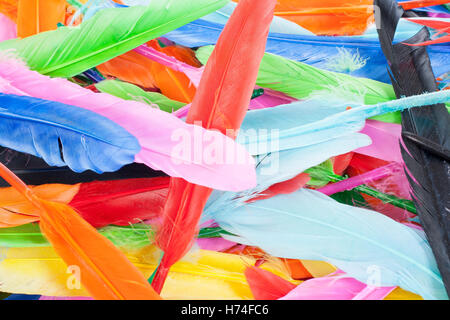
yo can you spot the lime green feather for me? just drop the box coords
[0,0,228,78]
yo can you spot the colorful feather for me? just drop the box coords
[208,188,447,299]
[376,0,450,296]
[0,93,140,173]
[0,162,161,300]
[0,0,228,77]
[16,0,66,38]
[0,55,255,191]
[151,0,275,293]
[0,13,16,41]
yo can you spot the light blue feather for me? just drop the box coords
[207,188,448,300]
[0,93,140,173]
[237,90,450,155]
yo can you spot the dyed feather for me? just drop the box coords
[0,162,161,300]
[16,0,66,38]
[376,0,450,296]
[0,93,140,173]
[0,0,17,22]
[236,91,450,156]
[405,18,450,45]
[96,50,157,89]
[0,0,228,77]
[94,79,185,113]
[165,17,448,83]
[356,120,403,163]
[208,188,447,299]
[152,0,275,293]
[196,46,396,106]
[280,270,396,300]
[0,55,255,191]
[0,13,16,41]
[244,266,296,300]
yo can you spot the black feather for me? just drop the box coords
[375,0,450,297]
[0,147,166,187]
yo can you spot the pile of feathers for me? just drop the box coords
[0,0,449,300]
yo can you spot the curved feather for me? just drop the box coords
[152,0,275,293]
[0,55,255,191]
[0,0,228,77]
[209,189,447,300]
[0,93,140,173]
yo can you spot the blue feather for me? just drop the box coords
[0,93,140,173]
[207,188,448,300]
[164,19,449,83]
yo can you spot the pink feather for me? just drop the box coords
[356,120,402,163]
[280,270,396,300]
[0,54,256,191]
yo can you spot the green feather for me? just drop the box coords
[196,45,401,123]
[95,80,185,113]
[0,0,228,78]
[0,224,231,249]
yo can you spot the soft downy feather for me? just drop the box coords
[0,162,161,300]
[208,188,447,300]
[0,0,228,77]
[151,0,275,293]
[0,54,256,191]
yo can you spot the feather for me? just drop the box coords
[400,0,450,10]
[375,0,450,296]
[165,18,450,83]
[236,91,450,156]
[0,13,16,42]
[0,55,255,191]
[244,266,296,300]
[0,93,141,173]
[196,46,396,106]
[0,162,161,300]
[405,18,450,45]
[147,42,201,103]
[16,0,66,38]
[0,246,296,299]
[96,50,158,89]
[356,120,403,162]
[0,0,228,77]
[94,79,185,113]
[0,0,17,22]
[208,188,447,299]
[280,270,396,300]
[0,147,164,187]
[151,0,274,293]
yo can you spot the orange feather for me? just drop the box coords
[0,0,17,22]
[17,0,66,38]
[0,162,161,300]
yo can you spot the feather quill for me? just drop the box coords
[0,0,228,77]
[151,0,275,293]
[375,0,450,296]
[0,162,161,300]
[0,55,255,191]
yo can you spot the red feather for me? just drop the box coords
[245,266,296,300]
[151,0,276,293]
